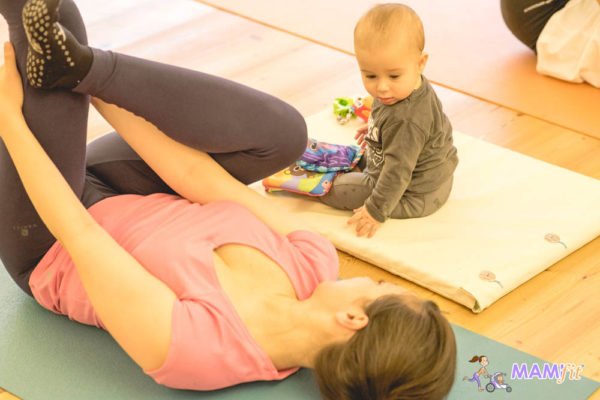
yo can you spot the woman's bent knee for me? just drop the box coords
[268,102,308,170]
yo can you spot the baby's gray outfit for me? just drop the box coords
[320,75,458,222]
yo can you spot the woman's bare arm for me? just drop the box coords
[0,43,174,371]
[91,97,309,236]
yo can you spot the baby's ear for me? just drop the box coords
[419,52,429,73]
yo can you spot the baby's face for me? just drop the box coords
[355,39,426,106]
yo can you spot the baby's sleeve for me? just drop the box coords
[366,121,427,222]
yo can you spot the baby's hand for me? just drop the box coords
[354,124,368,148]
[347,206,381,238]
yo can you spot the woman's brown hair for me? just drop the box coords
[314,295,456,400]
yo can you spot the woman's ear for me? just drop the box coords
[335,306,369,331]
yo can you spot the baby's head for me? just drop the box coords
[354,4,428,106]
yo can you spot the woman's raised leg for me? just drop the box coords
[22,0,307,185]
[77,50,307,184]
[0,0,90,295]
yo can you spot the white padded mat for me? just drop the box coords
[251,110,600,312]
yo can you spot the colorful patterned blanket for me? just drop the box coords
[262,139,364,196]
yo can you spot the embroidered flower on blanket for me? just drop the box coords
[544,233,567,249]
[479,270,503,288]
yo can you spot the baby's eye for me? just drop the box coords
[389,75,400,79]
[365,75,376,80]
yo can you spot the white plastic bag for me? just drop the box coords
[536,0,600,87]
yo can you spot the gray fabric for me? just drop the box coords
[320,172,453,219]
[76,47,307,185]
[321,76,458,222]
[500,0,570,52]
[0,0,307,296]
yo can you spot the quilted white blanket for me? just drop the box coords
[252,110,600,312]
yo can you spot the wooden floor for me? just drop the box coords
[0,389,19,400]
[1,0,598,396]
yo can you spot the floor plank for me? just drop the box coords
[196,0,600,140]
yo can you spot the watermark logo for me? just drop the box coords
[462,355,513,394]
[511,362,584,384]
[462,355,586,394]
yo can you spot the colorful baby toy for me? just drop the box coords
[298,138,364,173]
[333,96,373,124]
[262,139,365,197]
[262,164,337,197]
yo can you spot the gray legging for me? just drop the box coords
[500,0,570,52]
[0,0,307,296]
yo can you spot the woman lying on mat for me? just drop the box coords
[0,0,455,398]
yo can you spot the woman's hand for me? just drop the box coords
[0,42,25,131]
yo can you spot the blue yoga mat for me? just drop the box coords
[0,265,597,399]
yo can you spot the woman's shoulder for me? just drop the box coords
[146,298,297,390]
[284,230,339,284]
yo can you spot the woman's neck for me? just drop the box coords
[211,246,348,370]
[251,295,343,370]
